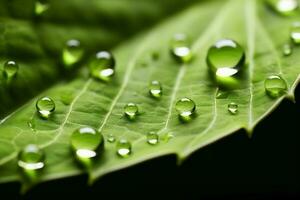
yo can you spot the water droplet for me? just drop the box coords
[18,144,45,170]
[175,97,196,120]
[89,51,115,81]
[267,0,298,15]
[35,0,49,15]
[71,127,104,159]
[264,75,287,98]
[161,132,174,142]
[62,39,84,68]
[60,91,74,105]
[27,120,36,132]
[216,91,229,99]
[107,134,116,143]
[116,139,132,157]
[228,102,238,114]
[36,96,55,119]
[149,80,162,98]
[290,22,300,45]
[3,60,19,79]
[282,43,292,56]
[124,103,138,120]
[170,33,192,63]
[207,39,245,78]
[147,132,159,145]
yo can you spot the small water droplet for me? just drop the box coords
[267,0,298,15]
[18,144,45,170]
[290,22,300,45]
[228,102,238,114]
[282,43,293,56]
[27,120,36,132]
[124,103,138,120]
[3,60,19,79]
[89,51,115,81]
[207,39,245,78]
[149,80,162,98]
[107,134,116,143]
[36,96,55,119]
[62,39,84,68]
[35,0,49,15]
[175,97,196,121]
[264,75,287,98]
[116,139,132,157]
[60,91,74,105]
[71,127,104,159]
[170,33,192,63]
[147,132,159,145]
[216,91,229,99]
[161,132,174,142]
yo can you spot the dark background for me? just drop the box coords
[1,86,299,199]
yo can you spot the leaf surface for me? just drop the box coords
[0,0,299,188]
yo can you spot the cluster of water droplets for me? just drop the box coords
[14,0,297,177]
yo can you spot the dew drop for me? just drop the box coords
[267,0,298,15]
[207,39,245,78]
[107,134,116,143]
[62,39,84,68]
[124,103,138,120]
[27,120,36,132]
[216,91,229,99]
[116,139,132,157]
[290,22,300,45]
[170,33,192,63]
[282,43,293,56]
[36,97,55,119]
[264,75,287,98]
[71,127,104,159]
[147,132,159,145]
[175,97,196,120]
[35,0,49,15]
[18,144,45,170]
[3,60,19,79]
[228,102,238,115]
[149,80,162,98]
[89,51,115,81]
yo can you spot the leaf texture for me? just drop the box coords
[0,0,300,189]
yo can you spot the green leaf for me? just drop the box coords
[1,0,300,190]
[0,0,197,117]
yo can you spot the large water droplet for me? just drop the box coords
[282,43,293,56]
[228,102,238,115]
[71,127,104,159]
[267,0,298,15]
[18,144,45,170]
[170,33,192,63]
[175,97,196,121]
[207,39,245,78]
[264,75,287,98]
[147,132,159,145]
[149,80,162,98]
[62,39,84,68]
[3,60,19,79]
[36,97,55,119]
[290,22,300,45]
[35,0,49,15]
[89,51,115,81]
[116,139,132,157]
[124,103,138,120]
